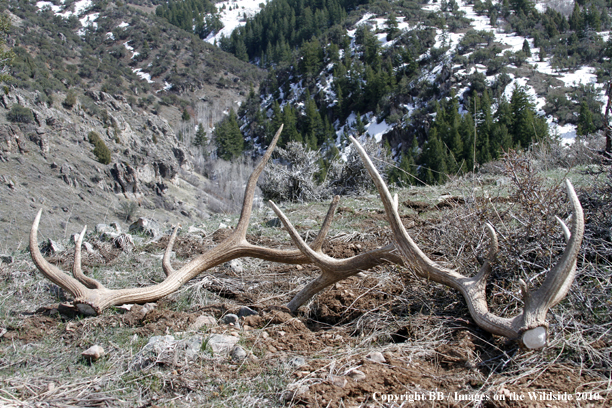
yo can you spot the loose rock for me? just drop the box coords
[230,345,247,361]
[347,369,366,381]
[287,356,306,368]
[237,306,258,318]
[188,315,217,332]
[222,313,240,327]
[204,334,239,355]
[227,259,243,274]
[82,345,105,362]
[366,351,386,363]
[330,375,347,388]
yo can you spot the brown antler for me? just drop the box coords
[29,125,326,315]
[29,126,398,316]
[348,135,584,348]
[267,197,403,312]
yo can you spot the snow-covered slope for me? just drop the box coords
[205,0,270,44]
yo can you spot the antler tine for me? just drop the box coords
[522,180,584,330]
[72,225,105,290]
[30,209,89,299]
[349,136,530,341]
[162,225,180,277]
[311,195,340,252]
[268,199,403,312]
[348,136,460,284]
[235,124,284,237]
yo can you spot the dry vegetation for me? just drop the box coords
[0,138,611,407]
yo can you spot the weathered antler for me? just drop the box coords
[29,125,327,315]
[348,135,584,348]
[29,126,397,316]
[268,197,403,312]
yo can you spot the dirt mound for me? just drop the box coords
[309,276,404,325]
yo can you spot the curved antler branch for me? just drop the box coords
[349,135,584,348]
[72,225,105,290]
[267,199,403,312]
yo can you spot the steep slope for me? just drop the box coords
[0,0,266,252]
[226,0,610,183]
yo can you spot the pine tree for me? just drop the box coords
[419,130,448,184]
[522,39,531,57]
[510,85,536,147]
[182,108,191,121]
[386,13,400,41]
[576,101,595,136]
[194,123,208,149]
[215,109,244,160]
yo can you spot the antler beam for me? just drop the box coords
[29,126,396,316]
[348,135,584,348]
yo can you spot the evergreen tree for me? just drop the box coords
[182,108,191,121]
[522,39,531,57]
[419,130,448,184]
[576,101,595,136]
[510,85,536,147]
[386,13,400,41]
[194,123,208,149]
[215,109,244,160]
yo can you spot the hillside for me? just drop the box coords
[0,0,610,405]
[0,0,265,252]
[210,0,612,183]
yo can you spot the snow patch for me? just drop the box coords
[206,0,270,45]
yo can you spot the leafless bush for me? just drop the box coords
[259,142,328,203]
[328,137,391,196]
[428,150,611,376]
[199,157,259,213]
[117,200,138,222]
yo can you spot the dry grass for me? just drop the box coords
[0,145,611,406]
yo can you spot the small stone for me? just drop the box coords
[281,384,309,401]
[82,345,105,361]
[330,375,347,388]
[47,239,64,254]
[205,334,240,355]
[95,224,111,234]
[366,351,386,363]
[223,313,240,326]
[238,306,258,318]
[287,356,306,368]
[187,225,205,235]
[277,331,286,337]
[109,222,121,233]
[248,353,259,363]
[347,369,366,381]
[227,259,243,274]
[116,304,134,313]
[83,242,95,253]
[230,345,247,361]
[188,315,217,331]
[129,217,160,237]
[261,331,269,339]
[140,303,157,317]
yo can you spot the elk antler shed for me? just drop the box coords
[29,127,584,348]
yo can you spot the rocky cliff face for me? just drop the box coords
[0,85,244,252]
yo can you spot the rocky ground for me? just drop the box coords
[0,84,248,255]
[1,149,610,407]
